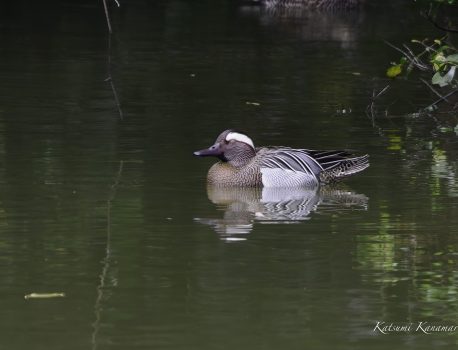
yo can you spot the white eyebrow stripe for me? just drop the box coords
[225,132,255,149]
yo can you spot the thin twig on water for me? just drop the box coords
[106,34,124,120]
[102,0,121,34]
[102,0,123,120]
[102,0,112,34]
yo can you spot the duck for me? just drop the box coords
[194,129,369,187]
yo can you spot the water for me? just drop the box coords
[0,1,457,349]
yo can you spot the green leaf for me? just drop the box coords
[386,64,402,78]
[438,126,453,133]
[432,72,446,86]
[436,45,450,54]
[432,66,456,87]
[446,53,458,64]
[433,53,447,63]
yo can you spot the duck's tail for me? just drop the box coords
[318,154,369,183]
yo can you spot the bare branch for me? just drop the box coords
[102,0,112,34]
[384,40,430,71]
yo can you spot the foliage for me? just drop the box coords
[387,39,458,88]
[430,0,456,4]
[414,0,456,6]
[383,0,458,114]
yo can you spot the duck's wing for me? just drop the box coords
[258,147,369,187]
[258,147,323,187]
[300,149,370,181]
[304,150,369,178]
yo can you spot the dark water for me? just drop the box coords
[1,1,457,349]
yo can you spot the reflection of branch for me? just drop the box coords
[426,16,458,33]
[103,0,123,120]
[424,88,458,112]
[109,161,124,202]
[420,78,450,103]
[366,85,390,119]
[92,160,124,350]
[366,84,390,137]
[423,4,458,34]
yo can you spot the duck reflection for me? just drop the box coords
[195,185,368,241]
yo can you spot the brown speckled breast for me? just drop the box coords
[207,161,262,187]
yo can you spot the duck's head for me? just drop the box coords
[194,129,256,166]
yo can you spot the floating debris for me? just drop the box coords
[245,101,260,106]
[335,107,352,115]
[224,237,246,242]
[24,292,65,300]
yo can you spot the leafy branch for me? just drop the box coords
[387,38,458,88]
[385,37,458,112]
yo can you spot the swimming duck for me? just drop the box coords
[194,129,369,187]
